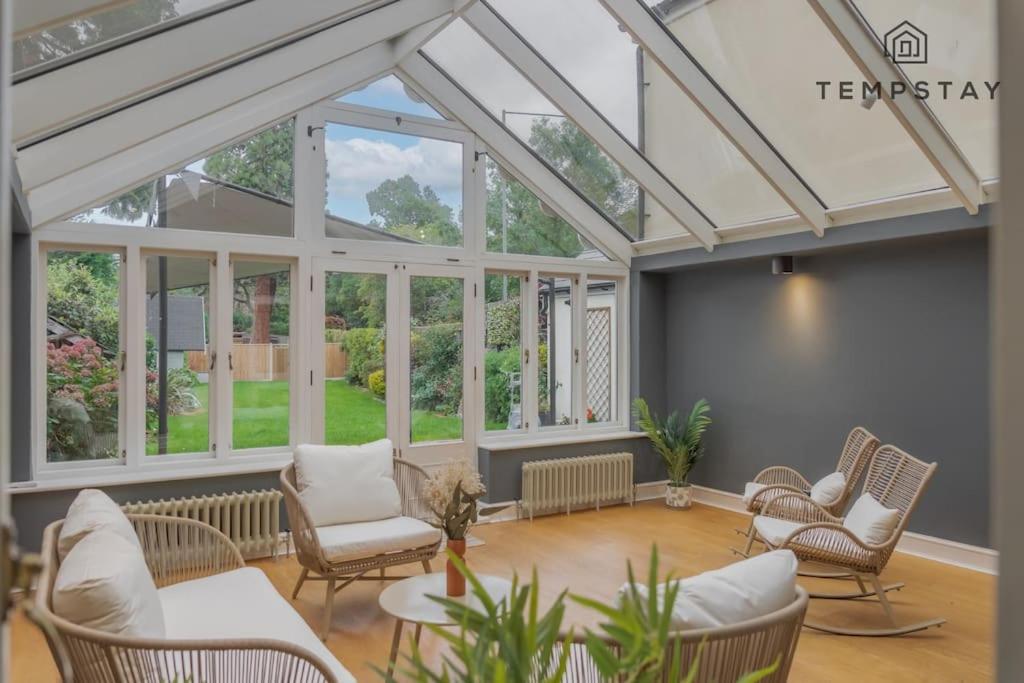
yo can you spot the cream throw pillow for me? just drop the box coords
[843,494,900,545]
[809,471,847,506]
[53,530,165,638]
[619,550,798,630]
[58,488,140,561]
[293,439,402,527]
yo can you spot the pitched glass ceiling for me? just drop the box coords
[653,0,946,208]
[337,74,446,120]
[13,0,238,76]
[424,18,644,238]
[852,0,998,181]
[480,0,794,236]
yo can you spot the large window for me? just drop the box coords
[409,275,465,443]
[323,122,463,247]
[45,249,124,463]
[585,277,618,425]
[72,120,296,236]
[484,273,524,433]
[537,273,575,428]
[144,254,213,456]
[232,261,292,451]
[324,271,389,445]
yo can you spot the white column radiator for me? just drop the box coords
[520,452,634,520]
[122,489,283,559]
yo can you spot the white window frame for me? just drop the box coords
[27,90,631,487]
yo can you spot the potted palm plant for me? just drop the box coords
[633,398,712,509]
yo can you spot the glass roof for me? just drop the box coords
[655,0,947,208]
[337,74,446,120]
[487,0,640,144]
[13,0,237,76]
[423,19,644,238]
[852,0,999,180]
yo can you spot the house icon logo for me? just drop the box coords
[884,20,927,64]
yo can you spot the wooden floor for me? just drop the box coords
[12,501,994,682]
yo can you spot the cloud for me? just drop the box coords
[324,135,463,205]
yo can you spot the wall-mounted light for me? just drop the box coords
[772,255,795,275]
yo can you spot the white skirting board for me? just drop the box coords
[661,482,998,576]
[476,481,997,575]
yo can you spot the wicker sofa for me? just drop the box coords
[36,513,352,683]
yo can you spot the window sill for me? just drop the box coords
[8,453,293,495]
[478,430,646,452]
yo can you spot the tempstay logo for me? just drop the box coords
[884,20,927,64]
[816,20,998,105]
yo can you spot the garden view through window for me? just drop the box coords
[45,249,123,463]
[323,271,388,445]
[145,254,212,456]
[537,274,575,427]
[485,273,524,432]
[410,275,464,443]
[232,261,291,450]
[323,123,463,247]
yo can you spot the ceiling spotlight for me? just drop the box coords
[772,255,795,275]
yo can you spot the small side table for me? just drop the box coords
[378,572,512,677]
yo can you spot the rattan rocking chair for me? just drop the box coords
[281,458,441,639]
[734,426,880,561]
[754,445,944,636]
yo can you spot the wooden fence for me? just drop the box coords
[187,343,348,380]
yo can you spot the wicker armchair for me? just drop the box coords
[735,427,880,558]
[281,458,441,639]
[755,445,944,636]
[555,587,809,682]
[35,514,339,683]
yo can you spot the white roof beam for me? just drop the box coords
[807,0,983,214]
[598,0,829,237]
[18,0,459,194]
[399,52,633,264]
[25,41,395,226]
[463,2,717,251]
[13,0,398,145]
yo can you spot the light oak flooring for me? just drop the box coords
[11,501,994,682]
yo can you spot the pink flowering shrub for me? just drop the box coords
[46,339,120,460]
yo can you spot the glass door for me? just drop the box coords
[398,264,474,464]
[313,260,397,447]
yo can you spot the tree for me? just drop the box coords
[366,174,461,246]
[529,118,638,236]
[47,256,120,352]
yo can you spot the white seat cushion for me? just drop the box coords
[58,488,140,561]
[160,567,354,683]
[53,530,165,638]
[316,516,442,563]
[752,516,804,546]
[294,440,402,527]
[742,482,768,507]
[843,494,900,545]
[620,550,798,630]
[809,471,847,506]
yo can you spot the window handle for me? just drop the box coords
[120,351,127,373]
[574,348,580,364]
[524,349,530,364]
[210,352,217,371]
[228,352,234,371]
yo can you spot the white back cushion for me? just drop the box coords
[294,439,402,527]
[809,471,847,506]
[58,489,140,562]
[741,482,767,506]
[843,494,900,545]
[620,550,798,630]
[53,530,165,638]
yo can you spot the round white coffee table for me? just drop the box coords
[379,572,513,677]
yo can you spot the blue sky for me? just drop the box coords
[323,116,463,225]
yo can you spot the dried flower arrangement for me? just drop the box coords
[422,459,486,541]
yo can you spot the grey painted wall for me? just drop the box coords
[12,471,283,553]
[478,437,659,504]
[659,230,990,547]
[630,271,668,418]
[11,231,31,482]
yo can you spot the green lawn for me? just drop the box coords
[147,379,463,454]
